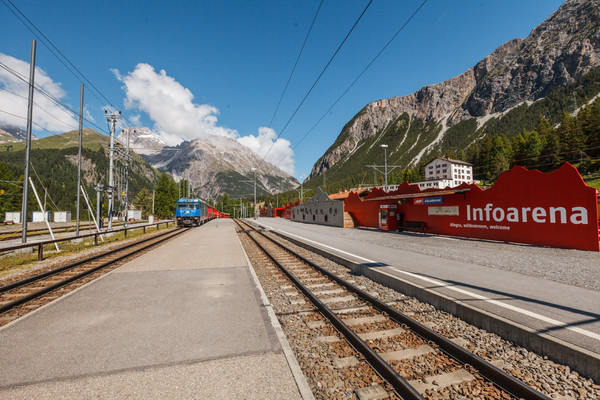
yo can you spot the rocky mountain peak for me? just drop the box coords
[309,0,600,181]
[141,133,297,199]
[117,127,166,155]
[0,125,38,142]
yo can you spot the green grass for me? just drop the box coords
[584,178,600,190]
[4,129,109,153]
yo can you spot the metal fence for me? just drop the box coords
[0,220,175,261]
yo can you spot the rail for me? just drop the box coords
[0,220,176,261]
[238,219,551,400]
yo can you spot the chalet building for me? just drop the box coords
[416,157,474,189]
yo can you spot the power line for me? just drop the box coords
[267,0,324,131]
[292,0,428,152]
[0,0,116,111]
[261,0,374,163]
[0,86,78,131]
[269,0,428,170]
[254,0,324,171]
[0,1,139,133]
[0,61,109,134]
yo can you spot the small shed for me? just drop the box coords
[4,212,21,224]
[127,209,142,220]
[32,211,51,222]
[53,211,72,222]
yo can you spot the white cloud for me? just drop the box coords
[114,63,295,174]
[0,53,78,132]
[237,127,295,175]
[129,114,142,126]
[113,63,237,145]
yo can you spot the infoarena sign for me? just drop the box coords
[466,204,588,225]
[399,163,599,251]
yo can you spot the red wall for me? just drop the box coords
[344,163,599,252]
[345,187,401,228]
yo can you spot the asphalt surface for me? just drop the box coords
[0,219,305,399]
[254,218,600,356]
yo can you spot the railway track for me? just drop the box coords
[0,227,188,327]
[236,219,552,400]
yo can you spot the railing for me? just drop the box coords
[0,220,176,261]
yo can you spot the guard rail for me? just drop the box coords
[0,220,175,261]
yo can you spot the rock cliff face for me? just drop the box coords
[118,128,298,198]
[117,127,166,155]
[143,134,298,199]
[310,0,600,180]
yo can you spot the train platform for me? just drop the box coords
[0,219,312,399]
[254,217,600,381]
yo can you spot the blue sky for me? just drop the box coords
[1,0,565,180]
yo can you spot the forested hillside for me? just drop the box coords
[0,146,167,221]
[306,67,600,192]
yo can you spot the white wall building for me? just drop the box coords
[416,157,475,189]
[5,212,21,223]
[32,211,51,222]
[53,211,71,222]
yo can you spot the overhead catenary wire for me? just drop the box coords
[266,0,324,131]
[252,0,324,174]
[269,0,429,170]
[0,61,110,134]
[260,0,374,164]
[0,1,140,134]
[0,87,79,132]
[293,0,428,152]
[0,0,118,114]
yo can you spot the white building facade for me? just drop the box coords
[417,157,474,189]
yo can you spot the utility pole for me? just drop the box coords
[96,185,103,229]
[152,189,155,216]
[105,110,121,229]
[381,144,388,191]
[366,144,401,192]
[124,129,130,227]
[251,168,257,219]
[21,40,36,244]
[76,85,83,236]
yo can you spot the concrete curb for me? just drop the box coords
[267,227,600,383]
[235,232,315,400]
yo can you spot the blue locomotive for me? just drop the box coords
[176,198,208,226]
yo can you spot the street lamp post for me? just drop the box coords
[299,174,305,203]
[380,144,388,191]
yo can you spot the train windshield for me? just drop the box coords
[177,202,199,209]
